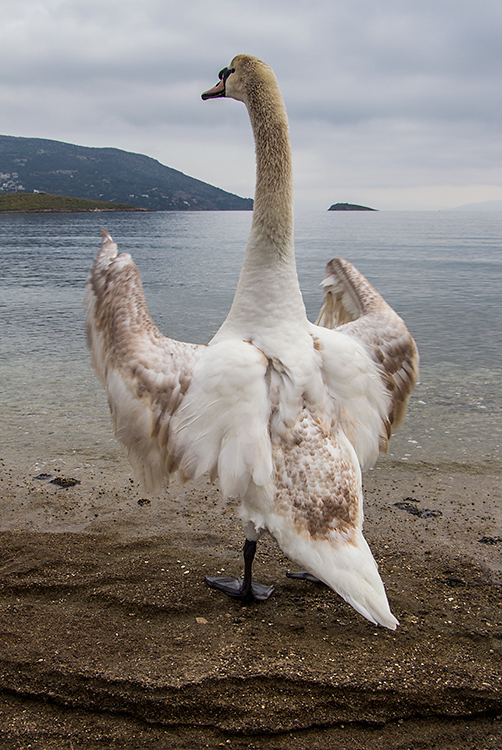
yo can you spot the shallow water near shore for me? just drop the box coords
[1,209,501,473]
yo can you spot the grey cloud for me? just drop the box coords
[1,0,502,209]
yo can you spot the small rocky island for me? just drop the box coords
[328,202,377,211]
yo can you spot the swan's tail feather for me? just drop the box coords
[259,412,399,629]
[271,516,398,629]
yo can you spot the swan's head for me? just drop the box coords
[201,55,278,106]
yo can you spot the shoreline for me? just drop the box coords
[0,451,500,748]
[0,207,147,214]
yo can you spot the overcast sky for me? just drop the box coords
[2,0,502,210]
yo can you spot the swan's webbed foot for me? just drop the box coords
[205,538,274,603]
[286,570,323,584]
[205,575,274,602]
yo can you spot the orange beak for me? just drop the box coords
[201,79,226,100]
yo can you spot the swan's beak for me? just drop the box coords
[201,80,226,100]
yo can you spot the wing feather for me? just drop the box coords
[316,258,418,451]
[84,230,203,491]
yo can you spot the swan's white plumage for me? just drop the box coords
[169,340,273,497]
[85,56,418,629]
[317,257,419,442]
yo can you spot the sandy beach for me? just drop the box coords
[0,443,500,749]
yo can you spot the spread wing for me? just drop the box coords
[84,229,204,491]
[314,257,419,461]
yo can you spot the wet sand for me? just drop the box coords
[0,447,500,748]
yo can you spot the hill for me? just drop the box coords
[0,192,141,213]
[0,135,253,211]
[447,200,502,212]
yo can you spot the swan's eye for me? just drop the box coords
[218,67,235,82]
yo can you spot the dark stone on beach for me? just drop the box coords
[418,509,443,519]
[393,501,442,519]
[34,473,53,480]
[478,536,502,545]
[49,477,81,488]
[445,575,466,586]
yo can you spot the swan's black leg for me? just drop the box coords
[205,539,275,602]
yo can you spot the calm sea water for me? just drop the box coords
[0,210,500,473]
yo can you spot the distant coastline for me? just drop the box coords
[328,202,377,211]
[446,199,502,212]
[0,192,144,213]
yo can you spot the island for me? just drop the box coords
[328,202,377,211]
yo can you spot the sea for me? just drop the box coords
[0,210,500,476]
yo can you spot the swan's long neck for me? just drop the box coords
[214,72,308,348]
[247,82,294,252]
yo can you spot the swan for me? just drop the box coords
[85,55,418,629]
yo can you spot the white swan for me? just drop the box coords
[85,55,418,629]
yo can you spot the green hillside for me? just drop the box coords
[0,192,141,212]
[0,135,253,211]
